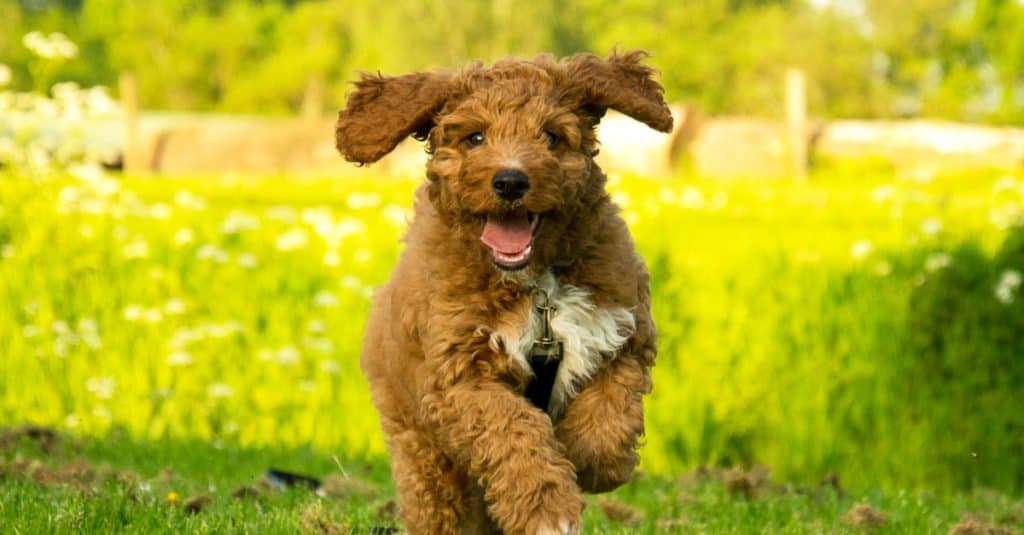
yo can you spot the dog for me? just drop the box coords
[335,51,671,535]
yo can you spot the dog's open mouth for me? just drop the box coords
[480,210,541,270]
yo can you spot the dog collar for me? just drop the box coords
[523,289,563,413]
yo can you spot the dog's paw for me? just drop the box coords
[535,518,580,535]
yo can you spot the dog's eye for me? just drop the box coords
[543,130,559,149]
[465,132,485,147]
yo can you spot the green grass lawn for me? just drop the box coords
[2,164,1024,532]
[3,426,1022,534]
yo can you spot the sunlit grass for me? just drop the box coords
[1,164,1022,495]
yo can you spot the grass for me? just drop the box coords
[2,426,1022,534]
[2,163,1024,531]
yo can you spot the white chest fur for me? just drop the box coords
[488,273,636,420]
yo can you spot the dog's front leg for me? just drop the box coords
[555,345,654,493]
[423,379,585,535]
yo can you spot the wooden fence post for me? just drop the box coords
[785,68,808,180]
[119,71,140,173]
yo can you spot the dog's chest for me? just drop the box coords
[489,275,635,420]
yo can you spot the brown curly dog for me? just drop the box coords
[335,51,671,535]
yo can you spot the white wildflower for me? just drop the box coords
[78,320,101,349]
[220,210,260,234]
[78,318,98,334]
[164,299,186,315]
[323,249,340,267]
[995,284,1015,304]
[22,325,39,338]
[265,205,297,223]
[382,204,410,227]
[993,175,1018,194]
[123,305,143,321]
[340,275,363,290]
[320,360,340,375]
[1,244,13,258]
[85,376,116,399]
[924,253,952,273]
[84,86,118,115]
[313,291,339,308]
[142,308,163,323]
[64,414,81,429]
[167,351,193,367]
[871,184,896,203]
[910,167,934,184]
[197,244,229,263]
[303,337,335,354]
[237,253,258,269]
[995,269,1022,304]
[920,218,943,236]
[1000,269,1023,289]
[679,186,706,209]
[275,228,308,251]
[873,261,892,277]
[307,319,326,334]
[122,239,150,259]
[989,204,1022,230]
[850,240,873,260]
[173,228,196,246]
[0,64,11,87]
[92,406,112,421]
[276,345,301,365]
[207,383,234,399]
[345,192,381,209]
[149,203,171,219]
[173,190,207,210]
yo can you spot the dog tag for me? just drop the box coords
[529,290,563,363]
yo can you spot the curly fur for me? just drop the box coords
[336,51,670,535]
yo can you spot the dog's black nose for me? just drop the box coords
[492,169,530,201]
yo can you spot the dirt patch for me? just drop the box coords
[843,503,888,529]
[375,499,398,521]
[949,513,1020,535]
[1,455,137,491]
[680,464,779,498]
[599,498,642,526]
[299,502,347,535]
[319,473,377,500]
[0,425,62,454]
[184,494,212,514]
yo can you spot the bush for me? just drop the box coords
[902,226,1024,491]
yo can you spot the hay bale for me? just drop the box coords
[689,117,816,178]
[816,120,1024,171]
[596,105,697,178]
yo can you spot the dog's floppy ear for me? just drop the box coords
[335,71,451,164]
[564,50,673,133]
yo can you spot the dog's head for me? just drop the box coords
[336,51,672,272]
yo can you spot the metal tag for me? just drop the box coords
[529,289,563,364]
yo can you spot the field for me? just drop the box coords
[2,164,1024,532]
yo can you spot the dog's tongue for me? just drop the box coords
[481,213,532,254]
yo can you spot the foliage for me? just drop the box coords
[902,226,1024,490]
[3,0,1024,121]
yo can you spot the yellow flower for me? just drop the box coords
[166,491,180,504]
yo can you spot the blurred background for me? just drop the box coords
[1,0,1022,500]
